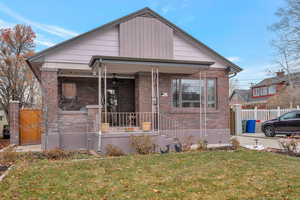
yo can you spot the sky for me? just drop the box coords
[0,0,285,88]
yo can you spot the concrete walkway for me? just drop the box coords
[15,145,42,152]
[234,134,283,150]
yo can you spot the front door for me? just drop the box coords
[106,78,135,112]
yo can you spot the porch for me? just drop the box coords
[58,56,213,134]
[41,56,231,152]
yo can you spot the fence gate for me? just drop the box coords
[20,109,42,145]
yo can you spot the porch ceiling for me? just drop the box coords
[89,55,214,74]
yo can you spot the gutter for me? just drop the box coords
[229,72,237,79]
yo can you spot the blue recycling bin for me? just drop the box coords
[246,120,256,133]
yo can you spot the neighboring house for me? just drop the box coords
[230,71,300,108]
[26,8,242,152]
[229,89,250,106]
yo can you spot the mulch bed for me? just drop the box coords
[0,139,9,150]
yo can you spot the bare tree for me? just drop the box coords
[229,78,240,95]
[0,24,40,121]
[270,0,300,58]
[269,0,300,107]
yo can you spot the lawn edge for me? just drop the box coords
[0,165,13,182]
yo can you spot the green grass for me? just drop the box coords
[1,150,300,199]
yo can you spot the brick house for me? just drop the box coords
[230,71,300,109]
[26,8,242,152]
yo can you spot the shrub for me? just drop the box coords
[0,150,18,165]
[181,135,194,152]
[130,135,155,154]
[279,139,299,154]
[196,140,208,151]
[43,149,73,160]
[230,138,240,150]
[105,144,125,157]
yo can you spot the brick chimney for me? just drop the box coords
[276,71,285,78]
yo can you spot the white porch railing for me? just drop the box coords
[89,112,189,139]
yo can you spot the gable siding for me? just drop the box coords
[120,16,173,59]
[173,34,227,69]
[45,26,119,64]
[174,34,211,61]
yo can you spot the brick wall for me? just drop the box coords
[135,69,230,130]
[9,101,19,145]
[41,68,59,149]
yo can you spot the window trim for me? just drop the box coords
[171,78,217,109]
[252,85,277,97]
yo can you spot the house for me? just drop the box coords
[230,71,300,108]
[229,89,250,106]
[26,8,242,152]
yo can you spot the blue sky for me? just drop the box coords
[0,0,285,88]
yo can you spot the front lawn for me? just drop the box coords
[1,150,300,199]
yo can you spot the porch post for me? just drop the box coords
[98,62,102,152]
[199,72,202,138]
[151,68,154,133]
[104,64,107,123]
[156,67,160,134]
[204,72,207,136]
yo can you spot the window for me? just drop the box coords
[62,83,77,99]
[281,112,297,120]
[0,116,3,121]
[207,79,216,108]
[172,78,216,108]
[269,85,276,94]
[252,85,277,97]
[261,87,268,96]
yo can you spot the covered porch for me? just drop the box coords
[55,56,227,152]
[68,57,211,129]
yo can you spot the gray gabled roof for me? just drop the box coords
[253,71,300,87]
[230,89,250,101]
[27,7,242,74]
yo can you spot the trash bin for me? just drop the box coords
[246,120,256,133]
[242,120,247,133]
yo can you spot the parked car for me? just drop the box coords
[262,111,300,137]
[2,125,9,139]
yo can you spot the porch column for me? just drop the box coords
[151,68,154,133]
[104,64,107,123]
[41,68,59,150]
[151,67,160,133]
[9,100,20,145]
[97,62,102,152]
[156,67,160,134]
[199,72,202,137]
[204,72,207,136]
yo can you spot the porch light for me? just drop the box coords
[112,73,118,86]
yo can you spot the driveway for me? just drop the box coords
[234,133,283,149]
